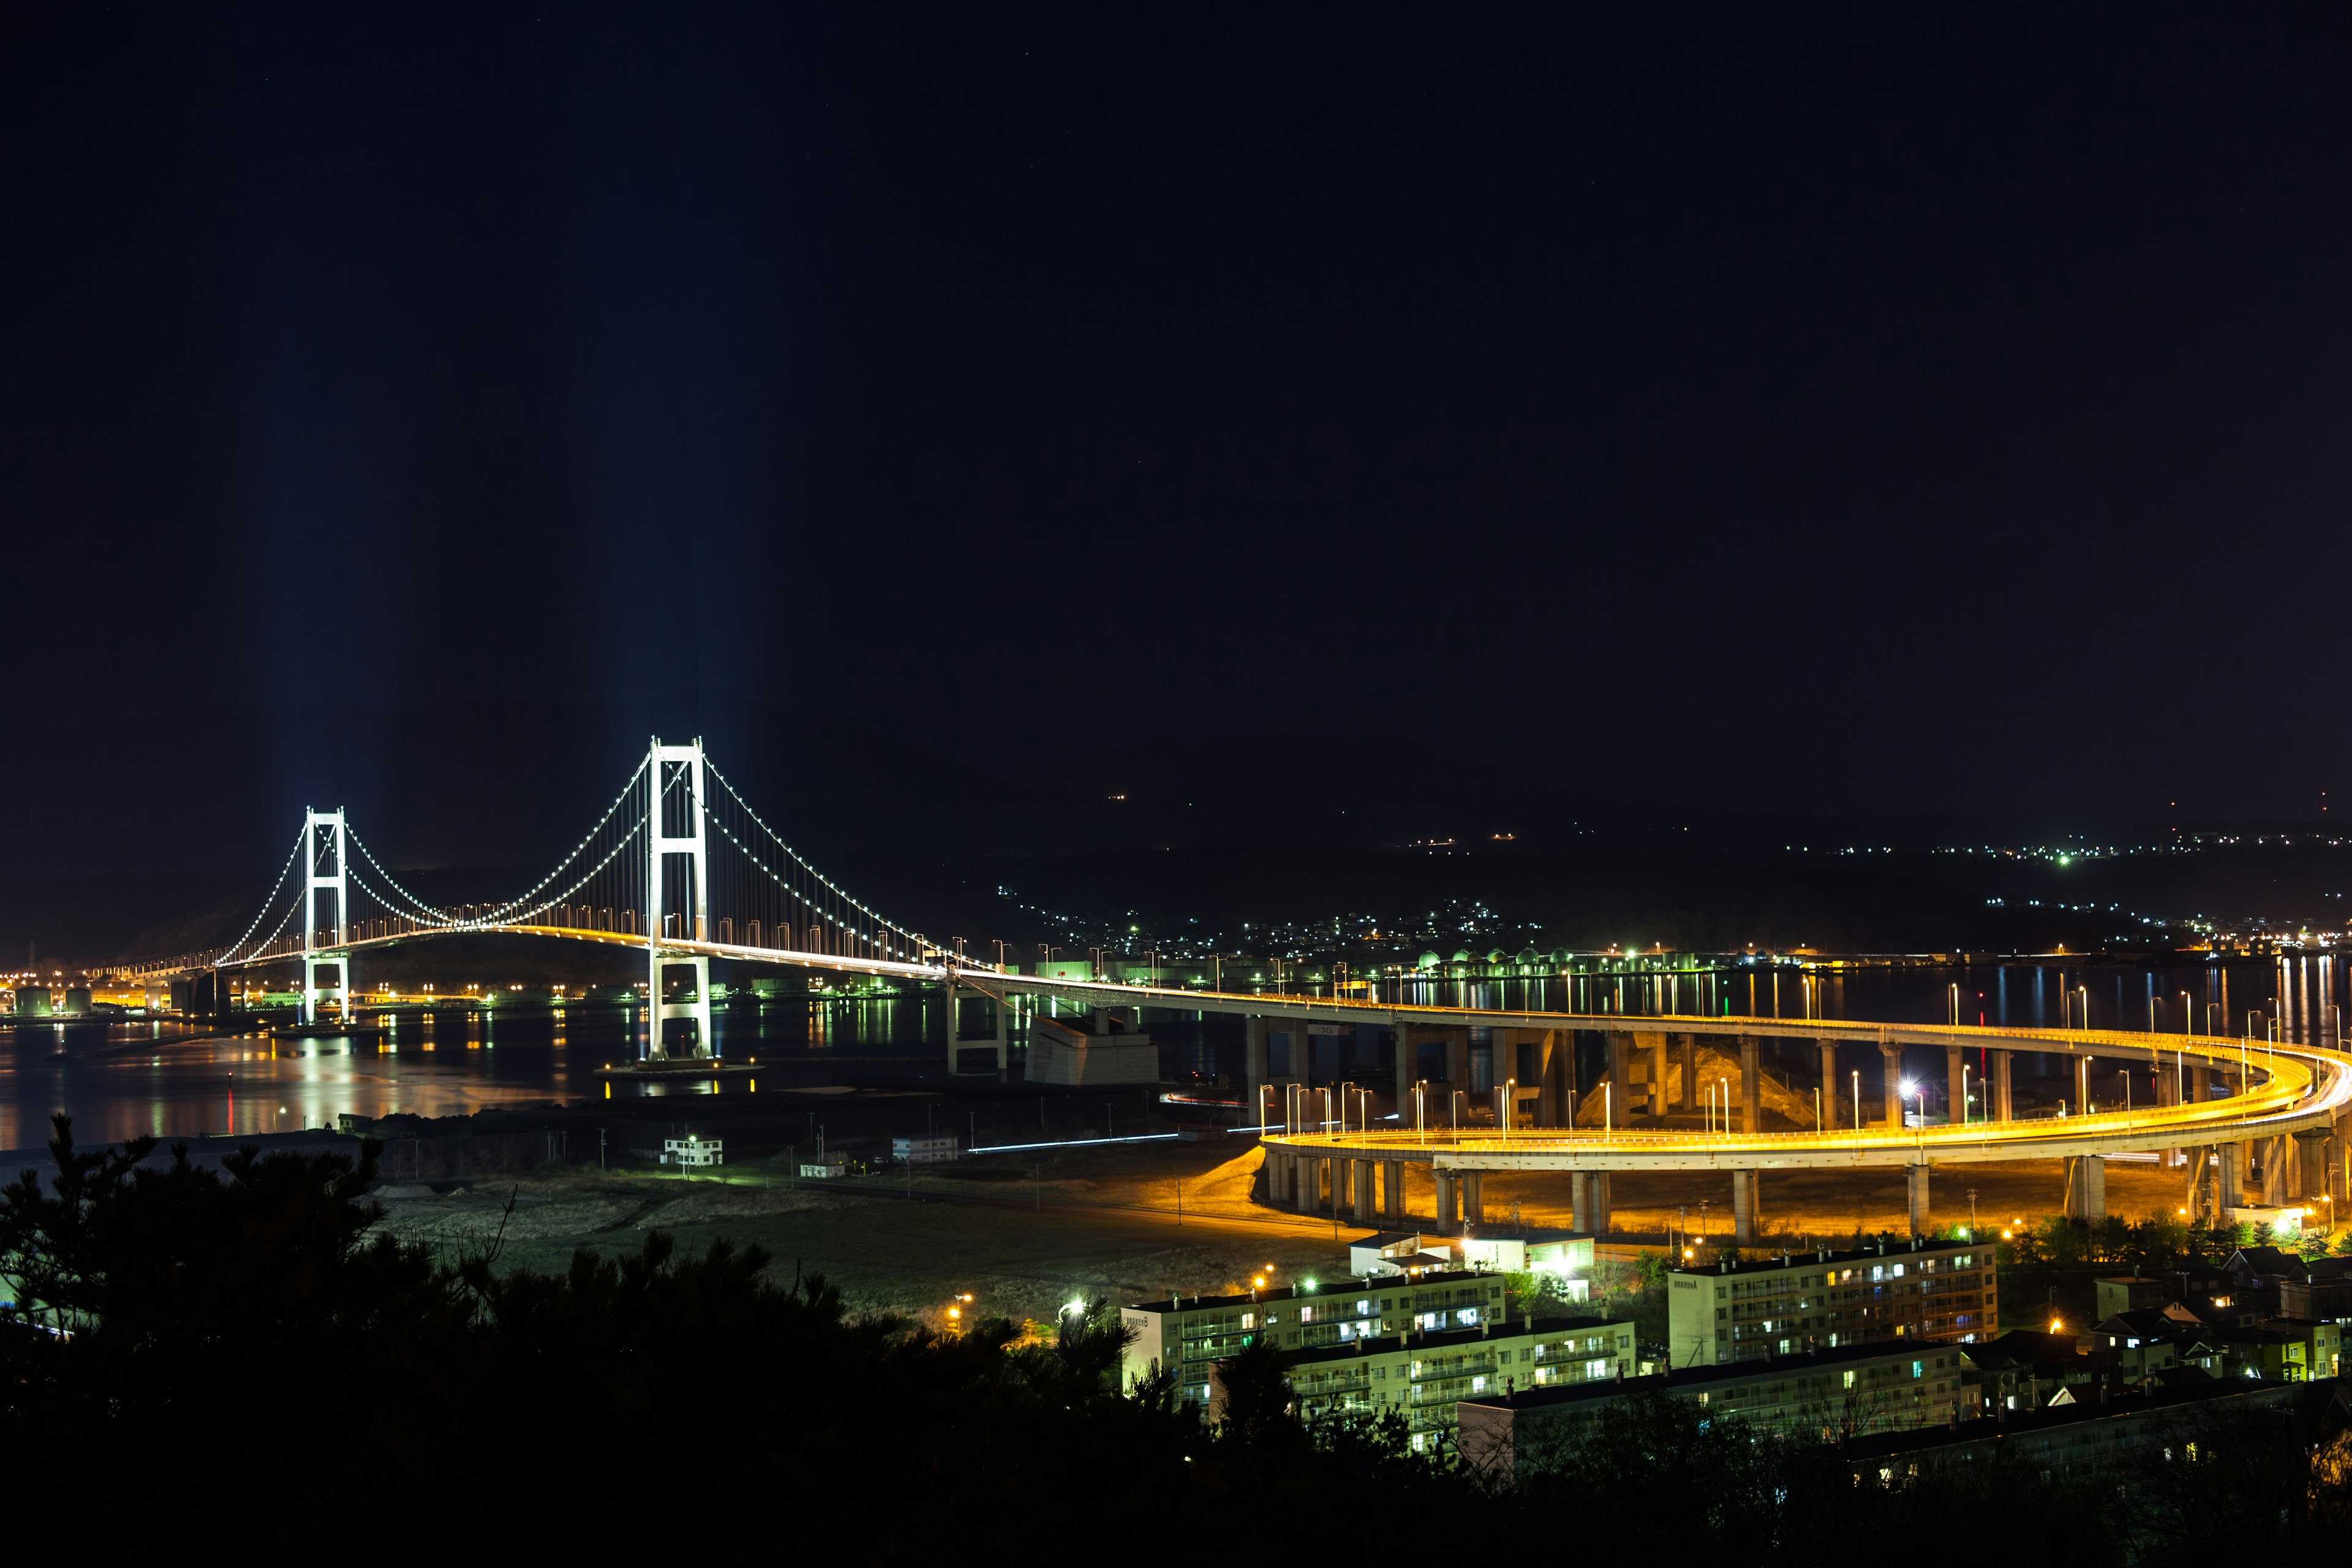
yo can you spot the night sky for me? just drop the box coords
[8,8,2352,935]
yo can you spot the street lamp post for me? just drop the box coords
[1852,1069,1861,1131]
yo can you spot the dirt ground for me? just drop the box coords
[364,1137,2290,1332]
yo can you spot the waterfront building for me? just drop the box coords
[1667,1235,1996,1368]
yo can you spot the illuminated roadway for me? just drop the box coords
[203,921,2352,1174]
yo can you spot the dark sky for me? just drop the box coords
[7,6,2352,913]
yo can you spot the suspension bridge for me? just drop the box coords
[123,736,2352,1236]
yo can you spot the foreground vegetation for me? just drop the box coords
[1,1118,2345,1556]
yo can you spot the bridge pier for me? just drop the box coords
[1731,1169,1760,1244]
[1879,1042,1904,1127]
[1648,1031,1672,1121]
[1353,1159,1376,1224]
[1434,1170,1461,1235]
[1444,1029,1470,1115]
[1384,1159,1407,1220]
[2297,1130,2330,1201]
[2217,1144,2244,1210]
[1820,1041,1840,1128]
[1947,1047,1966,1126]
[1245,1017,1269,1121]
[2064,1155,2106,1222]
[1606,1033,1631,1128]
[1570,1172,1610,1235]
[2261,1135,2287,1205]
[1740,1035,1762,1132]
[1678,1032,1699,1112]
[1992,1049,2013,1120]
[2073,1055,2092,1116]
[1906,1164,1930,1235]
[1463,1170,1485,1229]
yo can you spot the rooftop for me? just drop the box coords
[1278,1314,1630,1370]
[1463,1337,1962,1415]
[1131,1268,1495,1314]
[1671,1234,1984,1280]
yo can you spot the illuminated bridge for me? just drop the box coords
[128,737,2352,1238]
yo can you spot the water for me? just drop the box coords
[8,955,2338,1150]
[0,994,948,1150]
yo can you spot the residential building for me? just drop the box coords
[1457,1340,1973,1479]
[890,1134,960,1164]
[660,1136,722,1167]
[1667,1235,1996,1368]
[1121,1270,1548,1415]
[1251,1314,1636,1453]
[1843,1377,2328,1485]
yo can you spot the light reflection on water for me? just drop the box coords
[0,995,947,1150]
[5,956,2339,1149]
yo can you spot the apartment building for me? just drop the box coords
[1667,1235,1996,1368]
[1457,1339,1974,1479]
[1120,1272,1632,1449]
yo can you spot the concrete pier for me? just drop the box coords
[2064,1154,2106,1221]
[1880,1042,1904,1126]
[1820,1041,1840,1128]
[1731,1169,1760,1243]
[1906,1164,1931,1235]
[1434,1169,1461,1235]
[1740,1035,1762,1133]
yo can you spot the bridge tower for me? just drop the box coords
[303,807,350,1025]
[644,737,713,1061]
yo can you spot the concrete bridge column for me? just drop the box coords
[1880,1042,1904,1127]
[1679,1033,1700,1112]
[2217,1144,2244,1210]
[1820,1041,1841,1128]
[1295,1156,1322,1215]
[1463,1171,1485,1229]
[1731,1169,1760,1245]
[1947,1047,1966,1126]
[1434,1170,1461,1235]
[2261,1136,2287,1205]
[1353,1159,1376,1225]
[1384,1159,1407,1221]
[1570,1172,1611,1235]
[1537,1028,1569,1126]
[1393,1023,1416,1120]
[1993,1050,2014,1121]
[2297,1131,2330,1202]
[1244,1017,1269,1123]
[1606,1033,1632,1128]
[1906,1165,1931,1236]
[1740,1036,1763,1133]
[2065,1155,2107,1221]
[1649,1033,1672,1120]
[2072,1055,2092,1116]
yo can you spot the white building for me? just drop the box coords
[661,1136,723,1167]
[892,1134,961,1164]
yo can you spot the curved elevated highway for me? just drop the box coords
[179,922,2350,1238]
